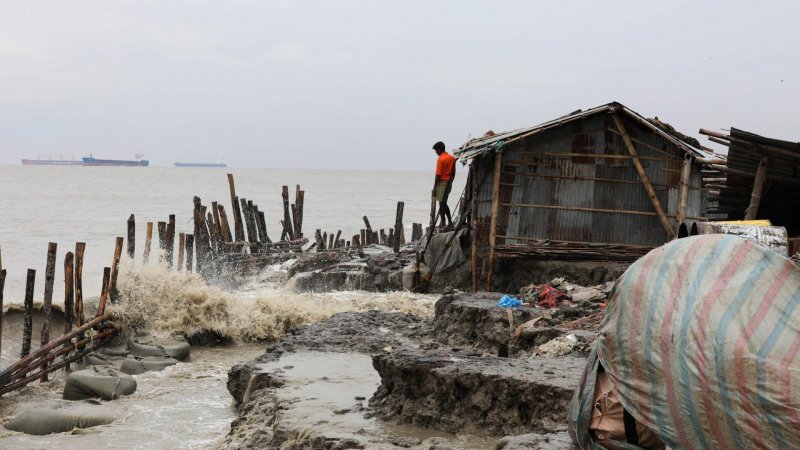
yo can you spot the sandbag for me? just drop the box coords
[4,407,115,435]
[63,366,137,401]
[120,355,179,375]
[84,352,125,368]
[97,344,130,357]
[569,234,800,449]
[129,336,190,361]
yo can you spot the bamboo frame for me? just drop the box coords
[498,202,705,221]
[500,169,681,189]
[675,158,692,235]
[745,157,769,220]
[613,114,676,238]
[486,152,503,291]
[605,126,684,161]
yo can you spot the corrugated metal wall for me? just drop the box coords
[471,113,707,247]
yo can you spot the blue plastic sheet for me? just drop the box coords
[496,295,522,308]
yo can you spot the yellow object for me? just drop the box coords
[713,220,772,226]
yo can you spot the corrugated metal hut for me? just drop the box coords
[455,101,715,291]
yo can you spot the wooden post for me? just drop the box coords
[75,242,86,326]
[127,214,135,259]
[178,233,186,271]
[143,222,153,265]
[675,158,692,236]
[97,267,110,317]
[282,186,294,240]
[291,204,298,240]
[486,152,503,291]
[360,229,366,246]
[193,196,205,273]
[241,198,256,245]
[612,114,675,239]
[247,200,258,243]
[379,229,386,245]
[217,204,233,243]
[0,269,5,356]
[315,229,324,251]
[211,201,221,244]
[110,237,123,303]
[745,157,769,220]
[257,210,270,244]
[228,174,245,242]
[327,233,334,250]
[157,221,167,260]
[63,252,75,333]
[363,216,374,244]
[295,188,305,238]
[41,242,57,349]
[394,201,404,253]
[166,214,176,268]
[185,234,194,273]
[21,269,35,358]
[334,230,342,249]
[353,235,364,258]
[388,229,394,247]
[471,166,479,293]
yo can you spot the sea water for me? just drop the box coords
[0,164,464,448]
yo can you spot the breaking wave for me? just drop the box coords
[110,260,436,342]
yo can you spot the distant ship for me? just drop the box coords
[82,153,149,167]
[21,155,83,166]
[174,161,227,168]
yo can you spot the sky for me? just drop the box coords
[0,0,797,170]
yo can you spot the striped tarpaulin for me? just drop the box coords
[586,234,800,449]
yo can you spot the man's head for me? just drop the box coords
[432,141,446,155]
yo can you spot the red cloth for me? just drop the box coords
[436,152,456,181]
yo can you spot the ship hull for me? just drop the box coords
[21,159,83,166]
[82,157,149,167]
[173,162,227,168]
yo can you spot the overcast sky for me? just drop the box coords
[0,1,797,169]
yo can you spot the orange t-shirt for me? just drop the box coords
[436,152,456,181]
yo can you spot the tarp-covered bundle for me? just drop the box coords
[570,234,800,449]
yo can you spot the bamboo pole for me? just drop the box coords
[228,174,245,242]
[486,152,503,291]
[143,222,153,265]
[675,158,692,236]
[185,234,194,273]
[40,243,57,349]
[64,252,74,334]
[157,221,167,260]
[247,200,258,243]
[193,196,205,273]
[393,201,404,253]
[110,237,123,303]
[353,235,364,258]
[0,269,5,357]
[612,114,675,238]
[21,269,35,357]
[257,210,270,244]
[178,233,186,271]
[290,204,298,240]
[97,267,111,317]
[334,230,342,249]
[240,198,255,244]
[127,214,135,259]
[75,242,86,326]
[745,157,769,220]
[471,166,479,293]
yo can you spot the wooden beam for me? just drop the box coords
[745,157,769,220]
[613,114,676,238]
[676,158,692,236]
[486,152,503,291]
[500,202,705,220]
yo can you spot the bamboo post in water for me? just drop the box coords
[41,243,58,351]
[193,197,205,273]
[353,235,364,258]
[110,237,123,303]
[0,269,5,357]
[166,214,176,269]
[393,201,404,253]
[64,252,74,334]
[127,214,135,259]
[295,188,304,238]
[241,198,257,245]
[157,222,167,260]
[217,204,233,244]
[379,229,386,245]
[256,210,270,244]
[21,269,35,358]
[185,234,194,273]
[75,242,86,326]
[334,230,342,249]
[228,174,245,242]
[282,186,294,240]
[97,267,111,317]
[247,200,258,243]
[143,222,153,265]
[178,233,186,272]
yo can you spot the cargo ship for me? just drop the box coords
[82,153,149,167]
[173,160,227,168]
[21,155,83,166]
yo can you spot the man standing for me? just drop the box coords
[432,141,456,230]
